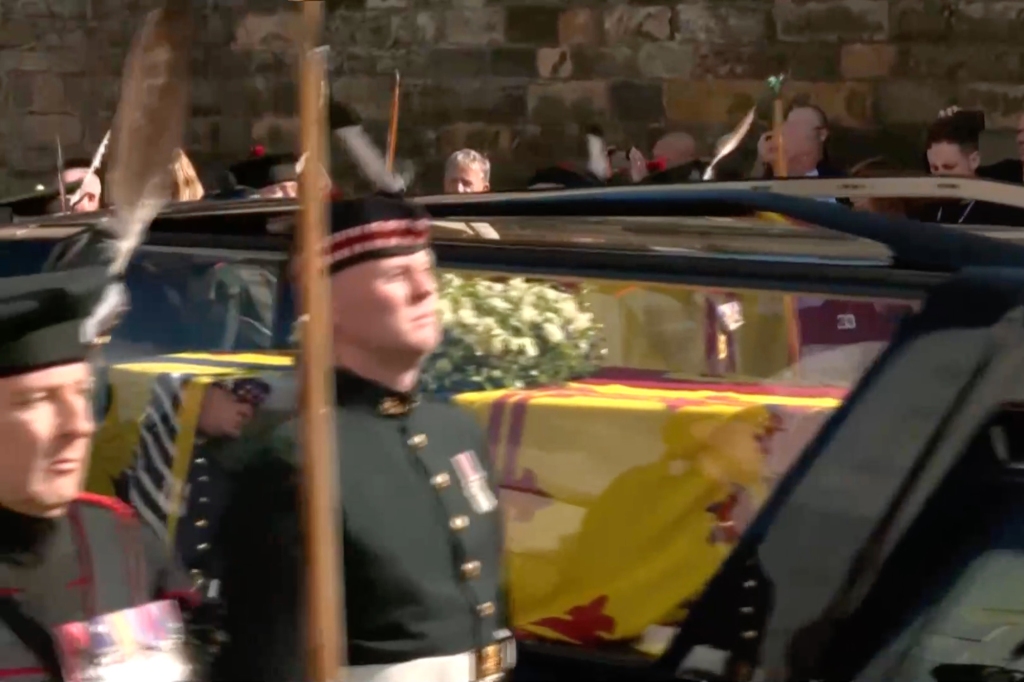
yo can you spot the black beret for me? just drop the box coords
[324,195,430,274]
[0,266,111,377]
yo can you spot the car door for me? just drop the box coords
[659,266,1024,682]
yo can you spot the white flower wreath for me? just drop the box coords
[421,274,605,393]
[289,274,606,393]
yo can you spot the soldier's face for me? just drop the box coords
[0,362,96,517]
[197,385,254,439]
[331,249,440,361]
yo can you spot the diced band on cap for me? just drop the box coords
[0,266,110,377]
[325,218,430,273]
[323,194,432,273]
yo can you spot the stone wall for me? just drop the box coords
[2,0,1024,194]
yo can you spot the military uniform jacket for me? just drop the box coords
[0,494,198,681]
[212,369,509,681]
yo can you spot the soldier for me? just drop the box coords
[0,266,200,681]
[211,193,514,682]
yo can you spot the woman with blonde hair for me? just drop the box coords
[171,148,205,202]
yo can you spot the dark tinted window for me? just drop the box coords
[846,409,1024,681]
[0,239,55,275]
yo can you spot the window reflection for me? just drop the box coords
[104,249,280,362]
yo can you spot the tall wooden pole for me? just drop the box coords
[296,2,344,681]
[385,70,401,173]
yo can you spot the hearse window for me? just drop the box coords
[0,239,57,275]
[103,246,283,362]
[276,262,920,660]
[842,407,1024,682]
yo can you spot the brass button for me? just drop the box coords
[197,543,211,552]
[743,580,757,588]
[741,630,758,640]
[199,497,209,504]
[198,476,209,483]
[189,569,204,588]
[408,434,428,449]
[195,519,209,528]
[476,602,495,617]
[431,472,451,489]
[739,606,754,614]
[461,560,481,579]
[449,515,470,531]
[194,458,206,466]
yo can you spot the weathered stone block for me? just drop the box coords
[331,76,397,120]
[366,0,407,8]
[959,84,1024,128]
[506,6,561,45]
[895,44,1024,83]
[609,81,664,123]
[437,122,514,156]
[21,114,82,146]
[390,11,440,47]
[890,0,951,41]
[233,11,299,52]
[840,43,896,80]
[0,49,83,75]
[427,48,490,78]
[558,8,600,46]
[953,1,1024,43]
[784,81,874,128]
[31,72,65,114]
[692,43,841,81]
[536,47,572,79]
[411,80,528,127]
[491,47,537,78]
[604,5,674,43]
[774,0,888,42]
[664,79,764,125]
[675,2,771,44]
[250,114,298,151]
[527,81,610,127]
[876,80,956,124]
[443,8,504,46]
[636,42,694,79]
[571,46,638,80]
[342,48,432,78]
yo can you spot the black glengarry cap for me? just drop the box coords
[0,266,112,377]
[228,153,298,190]
[325,195,430,274]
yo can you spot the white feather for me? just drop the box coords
[68,130,111,207]
[586,134,610,181]
[336,126,405,194]
[703,106,756,181]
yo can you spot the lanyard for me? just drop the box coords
[938,200,975,224]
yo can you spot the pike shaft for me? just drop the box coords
[385,72,400,174]
[297,2,344,681]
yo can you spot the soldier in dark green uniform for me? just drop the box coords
[212,194,514,682]
[0,266,201,681]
